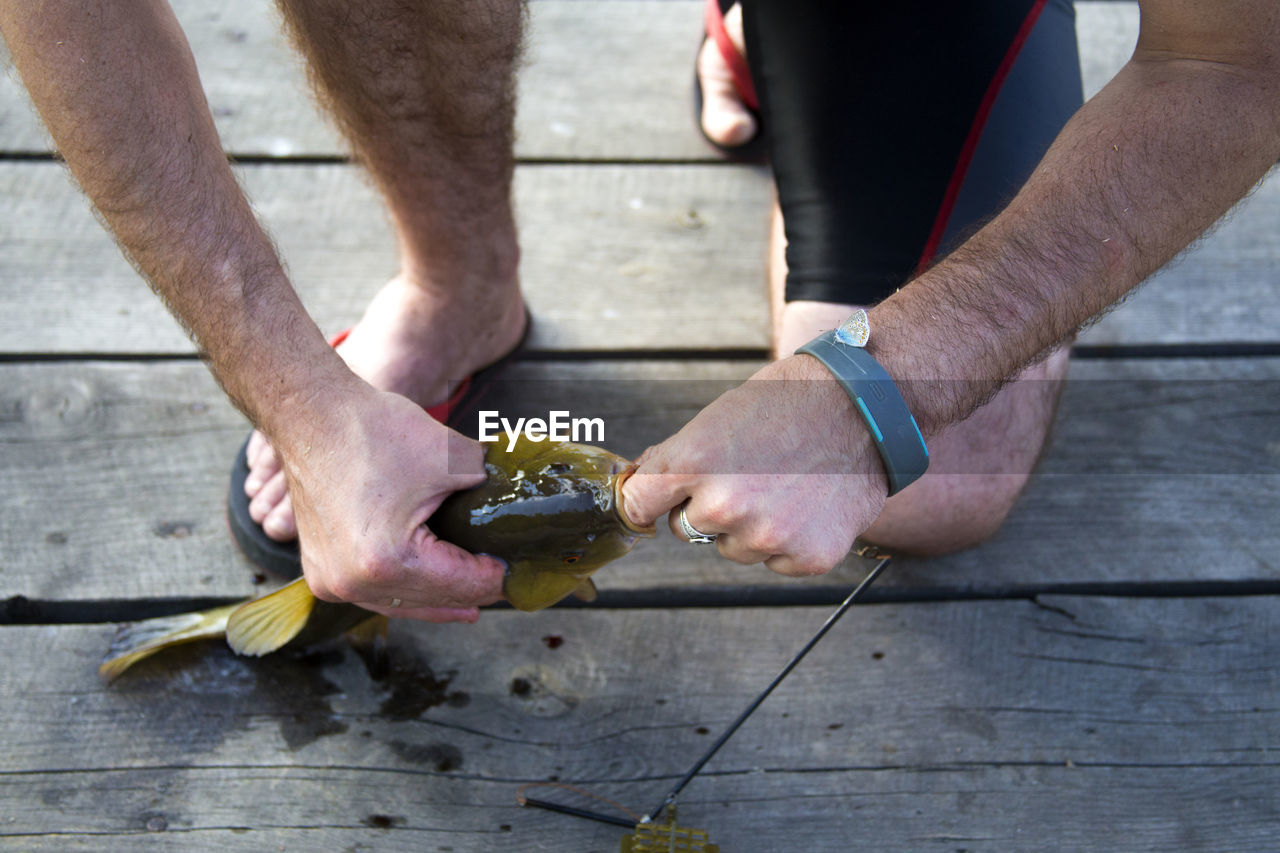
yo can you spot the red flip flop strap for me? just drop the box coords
[705,0,759,111]
[328,327,470,424]
[424,377,471,424]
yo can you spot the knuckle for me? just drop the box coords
[322,547,402,602]
[320,573,362,603]
[698,491,740,529]
[354,549,400,588]
[718,542,761,566]
[747,522,788,556]
[812,545,848,573]
[775,547,838,577]
[675,438,714,476]
[305,576,341,603]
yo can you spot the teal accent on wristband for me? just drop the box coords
[796,331,929,496]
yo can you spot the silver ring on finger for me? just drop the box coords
[679,506,718,545]
[389,597,402,609]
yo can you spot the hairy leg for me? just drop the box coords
[247,0,529,539]
[770,199,1069,556]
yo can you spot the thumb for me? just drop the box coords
[620,445,694,529]
[413,536,507,607]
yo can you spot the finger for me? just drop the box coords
[666,498,727,547]
[410,537,507,607]
[713,533,773,566]
[764,551,839,578]
[443,428,490,491]
[358,603,481,623]
[624,453,694,529]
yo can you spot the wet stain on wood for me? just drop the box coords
[389,739,463,772]
[153,521,195,539]
[109,642,349,752]
[362,814,405,829]
[369,646,469,720]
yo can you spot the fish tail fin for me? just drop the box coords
[98,603,242,682]
[225,577,316,657]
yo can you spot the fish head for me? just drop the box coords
[429,436,655,610]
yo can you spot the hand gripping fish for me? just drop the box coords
[99,437,653,681]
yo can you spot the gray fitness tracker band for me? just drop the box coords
[796,329,929,496]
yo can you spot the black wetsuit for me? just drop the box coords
[740,0,1083,305]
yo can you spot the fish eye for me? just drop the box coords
[562,553,581,564]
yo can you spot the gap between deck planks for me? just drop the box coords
[2,357,1277,607]
[2,595,1278,851]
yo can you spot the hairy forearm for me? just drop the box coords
[0,1,351,441]
[871,40,1280,433]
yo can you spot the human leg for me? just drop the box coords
[245,0,529,541]
[750,0,1083,554]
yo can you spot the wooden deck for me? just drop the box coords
[2,2,1279,849]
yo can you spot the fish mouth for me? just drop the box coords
[613,466,656,536]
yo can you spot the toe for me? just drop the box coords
[262,492,297,541]
[248,470,289,525]
[698,37,757,147]
[246,430,270,467]
[244,432,281,497]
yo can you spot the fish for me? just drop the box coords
[99,436,653,681]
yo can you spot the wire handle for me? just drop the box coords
[647,556,891,820]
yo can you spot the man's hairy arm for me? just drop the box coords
[0,1,504,617]
[0,1,351,433]
[871,0,1280,428]
[622,0,1280,574]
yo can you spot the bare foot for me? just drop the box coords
[244,275,526,541]
[698,4,757,147]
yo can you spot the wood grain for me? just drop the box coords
[3,158,1279,356]
[0,2,1141,159]
[0,162,772,355]
[2,594,1278,850]
[2,357,1275,603]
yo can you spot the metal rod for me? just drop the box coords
[646,557,891,821]
[519,796,638,829]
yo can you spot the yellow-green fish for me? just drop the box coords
[99,437,652,681]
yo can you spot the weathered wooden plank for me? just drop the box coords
[0,162,772,355]
[2,357,1276,602]
[2,595,1279,849]
[3,160,674,353]
[3,158,1280,356]
[0,2,1140,160]
[7,765,1278,852]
